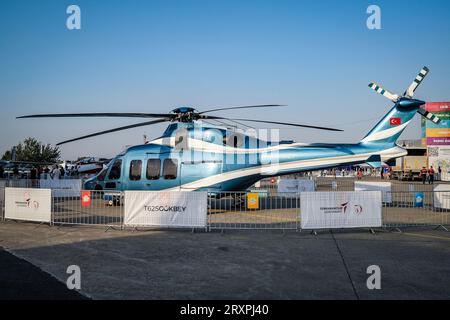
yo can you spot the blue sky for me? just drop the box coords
[1,0,449,160]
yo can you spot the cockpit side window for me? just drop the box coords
[108,159,122,180]
[163,159,178,180]
[129,160,142,181]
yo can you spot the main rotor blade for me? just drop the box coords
[404,66,429,98]
[17,112,173,119]
[199,104,286,114]
[203,116,343,131]
[56,119,169,146]
[368,82,400,102]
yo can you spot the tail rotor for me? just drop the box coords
[368,66,440,124]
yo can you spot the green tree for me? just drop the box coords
[1,150,12,161]
[1,138,61,163]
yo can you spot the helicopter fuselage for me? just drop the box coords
[83,122,406,192]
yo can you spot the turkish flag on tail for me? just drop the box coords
[390,118,401,125]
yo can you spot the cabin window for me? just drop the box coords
[146,159,161,180]
[163,159,178,180]
[224,133,244,148]
[108,159,122,180]
[129,160,142,181]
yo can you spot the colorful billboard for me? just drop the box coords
[422,102,450,146]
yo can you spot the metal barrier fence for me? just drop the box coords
[253,177,448,193]
[208,192,299,230]
[52,190,123,227]
[0,186,449,231]
[383,191,450,228]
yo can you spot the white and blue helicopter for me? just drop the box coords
[18,67,440,192]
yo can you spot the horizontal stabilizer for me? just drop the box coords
[365,155,382,168]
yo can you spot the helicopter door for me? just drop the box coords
[145,153,181,191]
[104,159,123,190]
[144,155,162,190]
[180,152,223,191]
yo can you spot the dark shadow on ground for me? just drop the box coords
[0,247,88,300]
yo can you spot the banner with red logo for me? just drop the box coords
[5,187,52,223]
[300,191,382,229]
[81,191,91,207]
[124,191,207,228]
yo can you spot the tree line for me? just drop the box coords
[1,138,61,163]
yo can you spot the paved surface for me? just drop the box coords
[0,246,87,300]
[0,221,450,299]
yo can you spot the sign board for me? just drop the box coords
[247,193,259,209]
[415,192,424,207]
[81,191,91,207]
[39,179,82,197]
[300,191,382,230]
[433,184,450,209]
[422,103,450,146]
[5,187,52,223]
[124,191,207,228]
[278,179,315,193]
[428,147,450,181]
[354,181,392,203]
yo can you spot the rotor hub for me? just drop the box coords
[171,106,199,122]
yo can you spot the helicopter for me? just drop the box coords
[17,67,441,192]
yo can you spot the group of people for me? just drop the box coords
[0,165,78,180]
[33,165,79,180]
[420,166,440,184]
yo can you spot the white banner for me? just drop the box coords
[433,184,450,209]
[124,191,207,228]
[5,187,52,223]
[39,179,82,197]
[278,179,315,193]
[354,181,392,203]
[0,180,5,205]
[301,191,382,230]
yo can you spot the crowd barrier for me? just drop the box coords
[0,184,449,232]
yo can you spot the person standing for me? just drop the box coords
[428,166,435,185]
[59,166,65,179]
[438,166,442,181]
[30,166,38,188]
[52,166,61,180]
[420,166,428,184]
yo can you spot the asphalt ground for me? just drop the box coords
[0,246,87,300]
[0,221,449,300]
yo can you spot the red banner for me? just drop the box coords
[425,102,450,113]
[81,191,91,207]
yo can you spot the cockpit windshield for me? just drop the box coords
[95,159,113,181]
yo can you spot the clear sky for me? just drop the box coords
[1,0,449,160]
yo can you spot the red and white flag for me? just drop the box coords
[390,118,401,126]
